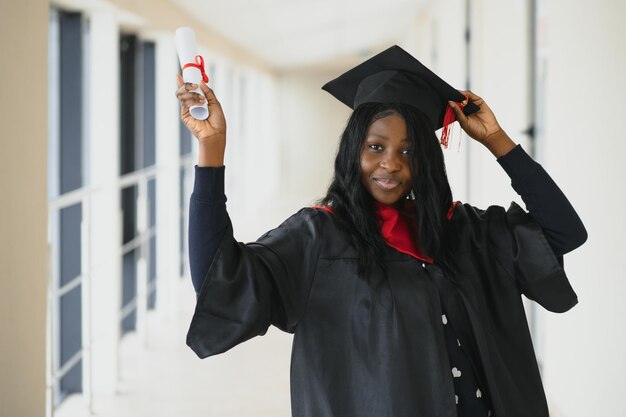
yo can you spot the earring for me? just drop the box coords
[406,190,416,200]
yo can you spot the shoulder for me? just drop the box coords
[449,201,525,244]
[252,206,349,258]
[449,200,524,224]
[284,206,322,225]
[254,206,344,245]
[256,207,321,241]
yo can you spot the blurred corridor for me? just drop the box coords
[55,280,295,417]
[1,0,625,416]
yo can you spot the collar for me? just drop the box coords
[374,200,434,263]
[312,200,460,264]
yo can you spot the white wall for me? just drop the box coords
[276,72,352,212]
[468,0,531,209]
[538,1,626,416]
[217,68,353,243]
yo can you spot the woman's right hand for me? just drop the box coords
[175,74,226,146]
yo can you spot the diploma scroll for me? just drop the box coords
[175,27,209,120]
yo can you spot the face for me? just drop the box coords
[360,113,413,206]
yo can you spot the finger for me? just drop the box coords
[181,99,206,110]
[448,101,467,124]
[458,90,484,105]
[176,84,197,99]
[176,90,197,114]
[177,94,206,111]
[175,76,200,98]
[175,84,192,99]
[180,100,190,119]
[199,81,225,119]
[175,76,187,99]
[185,82,199,92]
[178,91,206,102]
[198,80,216,100]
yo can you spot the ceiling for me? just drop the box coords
[170,0,425,71]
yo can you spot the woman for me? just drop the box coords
[177,46,587,417]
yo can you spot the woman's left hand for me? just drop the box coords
[448,90,504,145]
[450,91,516,158]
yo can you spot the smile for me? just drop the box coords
[373,178,401,190]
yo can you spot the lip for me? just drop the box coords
[373,177,401,190]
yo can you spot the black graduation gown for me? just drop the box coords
[186,196,579,417]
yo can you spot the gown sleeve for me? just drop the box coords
[480,144,588,313]
[186,166,322,359]
[188,166,229,298]
[496,144,588,256]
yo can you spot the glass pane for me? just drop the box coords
[59,359,82,401]
[121,185,137,244]
[148,235,157,310]
[148,178,156,228]
[60,285,82,364]
[120,34,138,175]
[60,202,82,287]
[142,41,156,168]
[59,284,82,397]
[121,249,137,335]
[59,11,83,194]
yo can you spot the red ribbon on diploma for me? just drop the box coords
[182,55,209,84]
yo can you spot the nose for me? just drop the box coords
[379,152,402,172]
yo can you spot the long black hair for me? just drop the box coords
[318,102,458,276]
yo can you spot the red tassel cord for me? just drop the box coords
[182,54,209,84]
[440,95,468,149]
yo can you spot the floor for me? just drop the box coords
[55,280,293,417]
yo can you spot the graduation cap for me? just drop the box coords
[322,45,479,148]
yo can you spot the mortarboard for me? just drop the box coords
[322,45,479,148]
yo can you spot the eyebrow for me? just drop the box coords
[367,133,409,143]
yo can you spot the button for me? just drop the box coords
[421,262,426,269]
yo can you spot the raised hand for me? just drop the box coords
[448,90,503,145]
[449,90,517,157]
[175,74,226,145]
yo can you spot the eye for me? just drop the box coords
[401,148,412,155]
[367,144,383,151]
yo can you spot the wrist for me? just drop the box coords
[198,138,225,167]
[483,130,516,158]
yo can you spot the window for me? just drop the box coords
[48,8,86,405]
[119,35,158,333]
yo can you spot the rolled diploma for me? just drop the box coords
[175,27,209,120]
